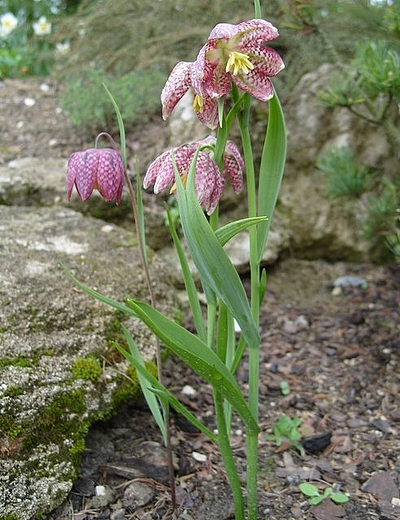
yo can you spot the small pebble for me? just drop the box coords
[181,384,196,397]
[24,97,36,107]
[123,481,155,509]
[333,275,367,288]
[192,451,207,462]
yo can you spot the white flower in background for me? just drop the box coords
[56,41,70,55]
[0,12,18,37]
[33,16,52,36]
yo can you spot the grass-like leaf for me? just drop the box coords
[126,298,259,435]
[257,89,287,262]
[175,151,260,350]
[120,325,167,443]
[116,329,217,441]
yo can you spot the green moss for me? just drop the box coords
[2,386,23,398]
[0,514,19,520]
[0,414,23,438]
[72,356,102,382]
[0,357,33,368]
[21,389,87,459]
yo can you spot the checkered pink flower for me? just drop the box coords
[195,19,284,102]
[67,146,124,204]
[161,19,284,127]
[143,137,244,214]
[161,61,219,128]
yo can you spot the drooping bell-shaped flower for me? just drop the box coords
[161,19,284,127]
[143,137,244,214]
[67,146,124,204]
[161,61,219,129]
[195,19,285,102]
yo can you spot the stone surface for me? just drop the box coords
[0,203,177,519]
[279,63,393,262]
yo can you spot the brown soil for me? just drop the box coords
[1,78,399,520]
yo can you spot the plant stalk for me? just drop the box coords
[237,93,261,520]
[215,390,244,520]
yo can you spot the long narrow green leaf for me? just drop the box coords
[103,84,127,168]
[120,325,167,443]
[126,299,260,435]
[115,335,217,441]
[165,206,206,342]
[175,153,260,349]
[63,266,137,317]
[215,216,267,246]
[257,89,287,262]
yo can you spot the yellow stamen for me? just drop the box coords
[170,173,187,193]
[225,51,254,76]
[193,94,204,113]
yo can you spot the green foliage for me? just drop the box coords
[72,355,102,382]
[0,356,33,368]
[319,40,400,126]
[267,415,303,452]
[383,0,400,35]
[363,180,400,244]
[61,68,166,132]
[2,386,23,398]
[279,380,290,396]
[0,414,23,438]
[0,0,65,77]
[352,40,400,98]
[299,482,349,506]
[317,147,371,199]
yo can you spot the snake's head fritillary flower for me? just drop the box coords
[161,61,219,129]
[143,137,244,214]
[161,19,284,127]
[195,19,285,102]
[67,147,124,204]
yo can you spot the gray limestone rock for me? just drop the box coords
[0,202,177,519]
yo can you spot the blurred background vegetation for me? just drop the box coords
[0,0,398,261]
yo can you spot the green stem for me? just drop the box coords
[215,390,244,520]
[237,93,260,520]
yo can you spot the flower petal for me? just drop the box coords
[74,150,98,202]
[193,151,223,214]
[224,141,244,194]
[236,19,279,46]
[66,152,80,200]
[196,95,219,129]
[144,149,175,193]
[96,149,124,203]
[231,48,284,101]
[199,40,231,99]
[208,22,239,40]
[161,61,192,119]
